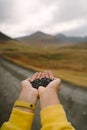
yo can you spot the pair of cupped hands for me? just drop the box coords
[18,71,61,111]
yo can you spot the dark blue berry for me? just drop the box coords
[31,78,53,89]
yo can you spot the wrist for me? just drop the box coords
[40,90,60,109]
[39,88,57,98]
[14,100,36,113]
[15,106,34,113]
[18,89,38,104]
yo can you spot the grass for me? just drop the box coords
[0,41,87,87]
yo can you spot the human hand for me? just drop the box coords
[38,71,61,95]
[17,72,42,112]
[38,71,61,109]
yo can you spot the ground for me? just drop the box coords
[0,41,87,87]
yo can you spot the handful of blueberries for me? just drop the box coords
[31,77,53,89]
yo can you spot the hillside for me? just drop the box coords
[17,31,60,44]
[55,33,87,43]
[71,42,87,49]
[0,32,12,42]
[0,32,21,46]
[0,31,87,87]
[1,41,87,87]
[16,31,87,44]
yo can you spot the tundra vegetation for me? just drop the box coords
[0,41,87,87]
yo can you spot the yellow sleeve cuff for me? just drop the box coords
[14,100,35,111]
[9,108,34,130]
[40,104,75,130]
[40,104,67,125]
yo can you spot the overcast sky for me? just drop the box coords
[0,0,87,38]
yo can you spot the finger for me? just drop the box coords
[21,80,32,89]
[41,72,45,78]
[47,71,54,80]
[54,77,59,80]
[31,72,39,82]
[36,72,42,79]
[26,78,32,82]
[54,78,61,86]
[44,70,49,78]
[38,86,45,97]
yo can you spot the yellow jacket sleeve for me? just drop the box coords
[40,104,75,130]
[0,104,75,130]
[1,108,34,130]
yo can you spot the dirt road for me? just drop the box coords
[0,56,87,130]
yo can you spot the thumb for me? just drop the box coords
[21,80,32,90]
[38,86,45,97]
[47,78,61,92]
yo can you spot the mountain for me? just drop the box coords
[55,33,87,43]
[16,31,87,44]
[17,31,61,44]
[0,32,21,46]
[0,32,12,42]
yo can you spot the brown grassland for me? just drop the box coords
[0,41,87,87]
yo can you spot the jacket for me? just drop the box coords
[0,104,75,130]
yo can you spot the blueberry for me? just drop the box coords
[31,77,53,89]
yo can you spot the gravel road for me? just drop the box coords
[0,56,87,130]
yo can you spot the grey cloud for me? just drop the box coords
[63,24,87,36]
[0,0,15,23]
[51,0,87,24]
[0,0,87,37]
[40,0,57,6]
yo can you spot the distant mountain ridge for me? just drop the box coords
[1,31,87,44]
[16,31,87,44]
[56,34,87,43]
[17,31,60,43]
